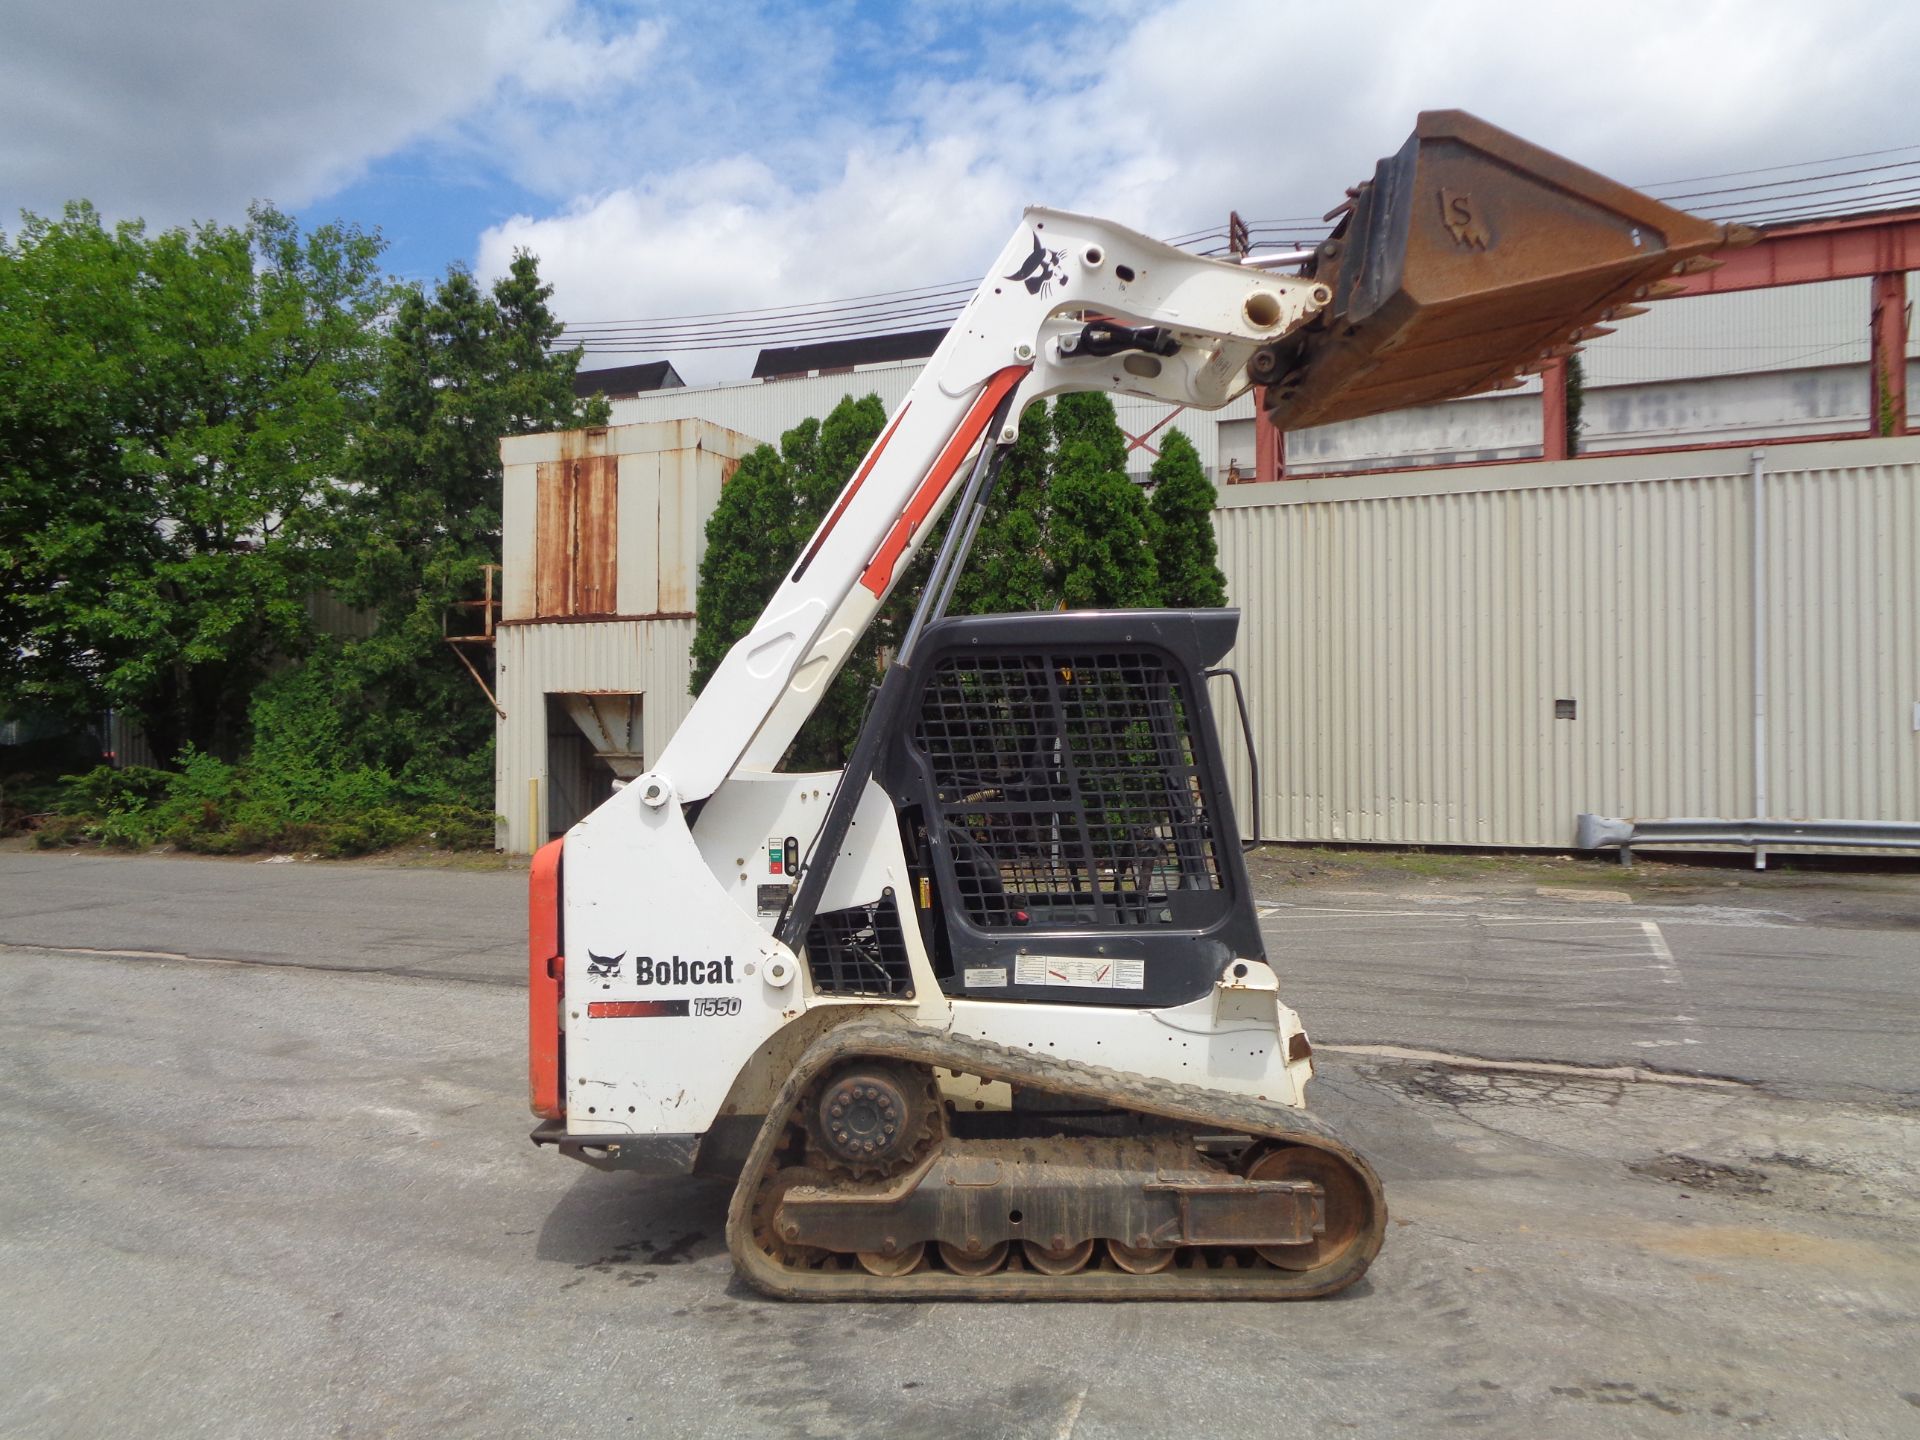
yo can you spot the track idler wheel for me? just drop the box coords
[1022,1239,1097,1275]
[938,1240,1010,1276]
[1106,1240,1174,1274]
[1245,1145,1371,1272]
[752,1168,831,1270]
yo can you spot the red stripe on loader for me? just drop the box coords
[529,838,565,1119]
[857,365,1028,597]
[792,403,910,580]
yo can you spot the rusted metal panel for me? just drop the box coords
[574,455,618,615]
[534,459,573,617]
[504,420,757,629]
[533,455,618,618]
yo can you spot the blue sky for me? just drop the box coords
[5,0,1918,380]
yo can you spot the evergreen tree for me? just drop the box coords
[689,395,888,768]
[688,444,795,696]
[956,400,1054,614]
[330,253,606,799]
[1046,394,1160,608]
[1147,428,1227,608]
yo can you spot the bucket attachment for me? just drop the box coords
[1257,110,1751,431]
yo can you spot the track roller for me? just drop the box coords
[1023,1239,1098,1275]
[939,1240,1009,1276]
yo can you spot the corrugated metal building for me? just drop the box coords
[495,418,755,853]
[1211,435,1920,846]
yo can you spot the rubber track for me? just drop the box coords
[725,1014,1387,1301]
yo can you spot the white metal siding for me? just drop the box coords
[494,618,698,854]
[1212,436,1920,846]
[1580,279,1875,385]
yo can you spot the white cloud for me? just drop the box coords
[6,0,1916,384]
[0,0,665,227]
[480,0,1920,381]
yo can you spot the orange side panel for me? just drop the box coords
[858,365,1029,597]
[528,838,566,1119]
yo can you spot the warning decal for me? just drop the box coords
[1013,956,1144,990]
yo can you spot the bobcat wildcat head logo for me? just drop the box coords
[586,950,624,979]
[1005,230,1067,296]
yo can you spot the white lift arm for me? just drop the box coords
[636,207,1331,811]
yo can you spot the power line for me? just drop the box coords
[556,141,1920,355]
[1680,161,1920,210]
[1638,141,1920,190]
[1716,187,1920,223]
[564,292,972,341]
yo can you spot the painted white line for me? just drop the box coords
[1641,919,1680,985]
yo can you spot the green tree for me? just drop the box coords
[689,443,800,697]
[690,395,889,768]
[1046,394,1160,608]
[1147,428,1227,608]
[955,400,1055,614]
[0,202,392,762]
[326,254,606,799]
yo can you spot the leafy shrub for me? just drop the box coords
[40,749,495,856]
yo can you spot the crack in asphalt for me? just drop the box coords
[0,940,517,988]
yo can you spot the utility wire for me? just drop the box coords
[556,142,1920,355]
[1637,141,1920,190]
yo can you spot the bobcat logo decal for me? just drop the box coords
[1005,230,1067,296]
[586,950,624,979]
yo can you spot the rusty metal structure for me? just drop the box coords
[1254,111,1750,432]
[493,420,756,852]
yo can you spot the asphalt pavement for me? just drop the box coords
[0,847,1916,1439]
[6,848,1913,1097]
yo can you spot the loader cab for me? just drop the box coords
[880,608,1265,1010]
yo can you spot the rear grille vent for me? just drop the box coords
[803,895,913,997]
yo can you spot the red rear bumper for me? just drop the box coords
[529,838,565,1119]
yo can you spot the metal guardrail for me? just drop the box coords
[1577,813,1920,863]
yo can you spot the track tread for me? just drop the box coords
[725,1015,1386,1301]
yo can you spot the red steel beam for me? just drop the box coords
[1669,208,1920,295]
[1870,269,1909,434]
[1540,356,1571,460]
[1254,390,1284,483]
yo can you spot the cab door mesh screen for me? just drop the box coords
[912,650,1224,930]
